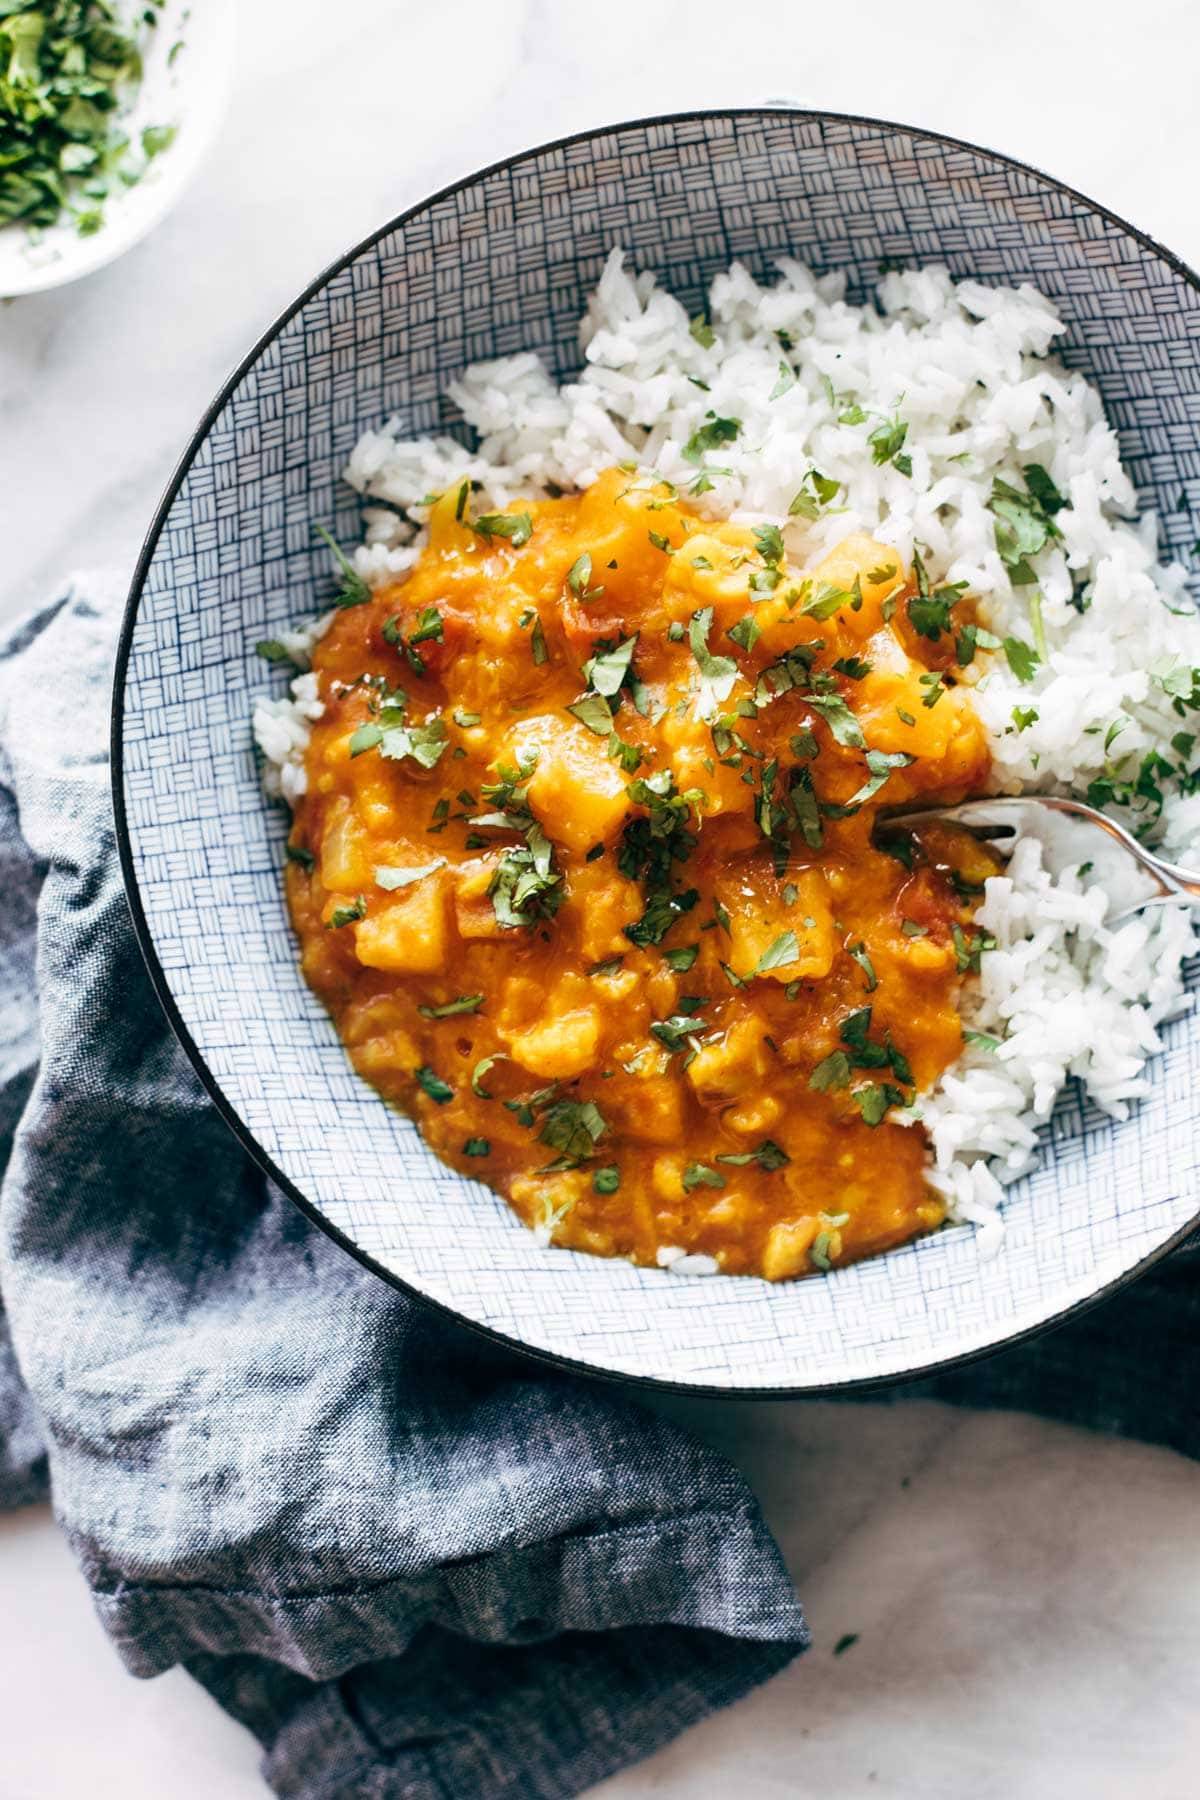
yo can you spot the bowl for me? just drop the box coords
[114,110,1200,1394]
[0,0,236,298]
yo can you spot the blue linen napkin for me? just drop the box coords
[2,582,1199,1795]
[0,581,806,1797]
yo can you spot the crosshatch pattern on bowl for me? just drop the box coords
[118,110,1200,1391]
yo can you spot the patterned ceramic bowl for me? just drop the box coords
[114,111,1200,1394]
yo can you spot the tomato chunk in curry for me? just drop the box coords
[285,469,995,1281]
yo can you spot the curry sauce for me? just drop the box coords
[286,468,996,1280]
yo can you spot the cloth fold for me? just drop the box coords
[0,584,806,1798]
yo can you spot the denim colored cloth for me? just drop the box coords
[0,585,806,1798]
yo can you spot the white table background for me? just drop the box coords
[2,1,1198,1794]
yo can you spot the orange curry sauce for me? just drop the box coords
[286,468,995,1280]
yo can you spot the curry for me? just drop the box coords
[285,468,996,1280]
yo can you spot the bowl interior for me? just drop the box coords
[117,111,1200,1391]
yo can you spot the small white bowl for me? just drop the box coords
[0,0,236,298]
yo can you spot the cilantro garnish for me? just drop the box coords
[769,360,796,401]
[374,859,446,890]
[582,635,637,697]
[842,748,915,810]
[682,413,741,463]
[788,469,840,519]
[314,524,372,608]
[989,465,1065,584]
[0,3,175,235]
[801,581,859,621]
[566,551,605,603]
[539,1100,607,1166]
[715,1141,790,1171]
[727,613,761,653]
[473,510,533,548]
[808,694,866,749]
[752,932,799,975]
[689,607,739,714]
[689,315,716,349]
[620,769,702,947]
[470,1053,508,1098]
[682,1163,725,1191]
[846,942,878,991]
[328,895,366,929]
[663,945,699,972]
[567,692,613,736]
[854,1082,906,1127]
[593,1165,621,1195]
[256,640,300,666]
[418,994,485,1019]
[1002,637,1040,683]
[286,843,315,872]
[867,413,911,475]
[414,1065,454,1104]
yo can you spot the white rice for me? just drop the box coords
[256,250,1200,1248]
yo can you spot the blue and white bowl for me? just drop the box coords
[114,110,1200,1393]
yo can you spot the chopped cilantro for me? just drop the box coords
[314,524,372,607]
[989,466,1064,583]
[374,859,446,890]
[727,613,761,653]
[539,1100,607,1165]
[414,1064,454,1104]
[328,895,366,928]
[256,639,299,666]
[769,360,796,400]
[846,942,878,991]
[567,551,604,602]
[715,1140,790,1171]
[868,413,910,473]
[689,607,739,713]
[752,931,799,975]
[689,315,716,349]
[473,510,533,548]
[568,692,613,736]
[418,994,485,1018]
[286,844,315,871]
[809,693,866,749]
[788,469,841,519]
[664,944,700,972]
[1003,637,1040,683]
[682,1163,726,1191]
[593,1164,621,1195]
[682,413,741,463]
[854,1082,905,1126]
[471,1053,508,1097]
[463,1138,491,1157]
[583,634,637,697]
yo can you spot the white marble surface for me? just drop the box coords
[3,0,1199,1794]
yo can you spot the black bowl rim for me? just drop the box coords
[112,104,1200,1400]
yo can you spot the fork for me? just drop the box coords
[885,794,1200,924]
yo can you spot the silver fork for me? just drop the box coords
[885,794,1200,924]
